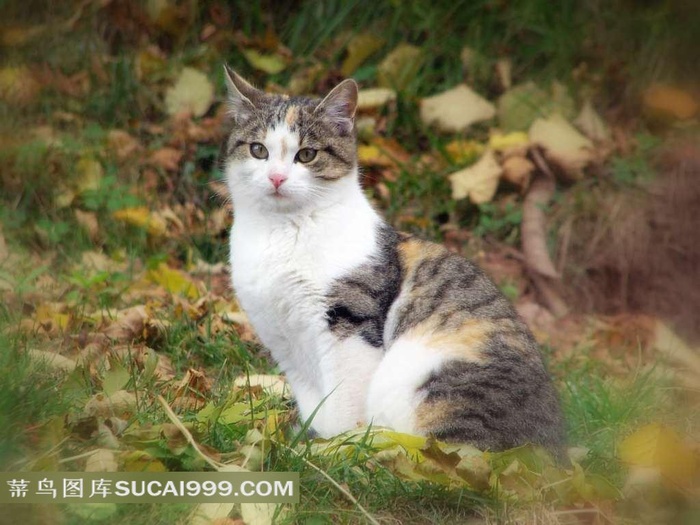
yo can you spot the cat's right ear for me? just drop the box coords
[223,65,262,122]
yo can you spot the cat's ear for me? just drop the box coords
[223,65,263,122]
[314,79,358,135]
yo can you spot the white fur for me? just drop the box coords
[228,123,386,436]
[365,334,445,434]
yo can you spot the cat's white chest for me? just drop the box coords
[229,202,380,379]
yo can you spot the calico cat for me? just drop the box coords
[222,65,564,453]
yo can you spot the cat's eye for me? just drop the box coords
[295,148,317,163]
[250,142,269,159]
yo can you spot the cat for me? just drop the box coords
[221,65,565,453]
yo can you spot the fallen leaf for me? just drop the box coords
[147,263,200,299]
[240,503,277,525]
[101,305,149,341]
[102,361,130,396]
[75,157,104,194]
[27,349,77,372]
[488,131,530,154]
[357,88,397,111]
[108,130,142,161]
[84,391,137,418]
[341,33,385,76]
[449,150,502,204]
[497,82,550,131]
[529,114,594,177]
[574,100,611,142]
[85,449,118,472]
[444,139,484,165]
[377,43,423,91]
[0,66,41,106]
[502,155,534,187]
[420,84,495,133]
[619,423,698,487]
[165,67,215,117]
[242,49,287,75]
[190,503,236,525]
[148,147,183,171]
[113,207,167,236]
[74,210,99,241]
[233,374,290,398]
[643,85,698,121]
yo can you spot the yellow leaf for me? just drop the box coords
[113,207,167,236]
[643,85,698,121]
[444,139,484,164]
[147,263,200,299]
[165,67,215,117]
[242,49,287,75]
[448,149,502,204]
[75,157,103,194]
[488,131,529,152]
[619,423,698,487]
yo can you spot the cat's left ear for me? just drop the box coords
[314,79,358,135]
[223,65,263,122]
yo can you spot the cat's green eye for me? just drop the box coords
[250,142,269,159]
[295,148,317,163]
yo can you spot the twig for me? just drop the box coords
[522,149,560,279]
[157,395,234,472]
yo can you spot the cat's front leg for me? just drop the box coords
[311,335,383,437]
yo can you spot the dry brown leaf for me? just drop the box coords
[84,391,137,418]
[502,155,534,187]
[233,374,290,398]
[448,150,502,204]
[102,305,149,341]
[108,130,142,161]
[74,209,99,241]
[420,84,495,132]
[148,147,183,172]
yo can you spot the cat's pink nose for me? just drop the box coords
[269,173,287,189]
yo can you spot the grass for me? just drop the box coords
[1,0,698,523]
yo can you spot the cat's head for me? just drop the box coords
[222,66,358,214]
